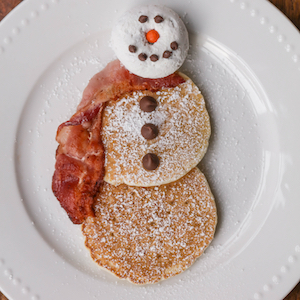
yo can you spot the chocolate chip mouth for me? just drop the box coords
[170,41,178,50]
[138,53,147,61]
[163,50,172,58]
[150,54,159,62]
[129,45,137,53]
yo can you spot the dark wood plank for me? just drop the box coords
[269,0,300,30]
[284,279,300,300]
[0,0,23,22]
[0,9,23,300]
[0,293,8,300]
[269,2,300,298]
[0,4,22,298]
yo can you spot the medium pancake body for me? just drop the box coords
[102,73,211,187]
[82,167,217,284]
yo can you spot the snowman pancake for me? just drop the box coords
[111,5,189,78]
[52,3,217,285]
[102,73,211,187]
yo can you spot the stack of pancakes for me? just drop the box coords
[82,73,217,284]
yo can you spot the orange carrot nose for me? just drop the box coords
[146,29,160,44]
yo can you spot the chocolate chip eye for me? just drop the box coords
[163,50,172,58]
[154,15,164,23]
[138,53,147,61]
[139,15,148,23]
[170,41,178,50]
[129,45,137,53]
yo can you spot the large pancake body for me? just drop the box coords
[82,167,217,284]
[102,73,211,187]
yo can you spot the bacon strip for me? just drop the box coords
[52,60,185,224]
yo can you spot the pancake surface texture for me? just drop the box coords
[82,168,217,284]
[102,73,211,187]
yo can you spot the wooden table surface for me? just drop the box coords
[0,0,300,299]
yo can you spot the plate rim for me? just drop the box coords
[0,0,300,299]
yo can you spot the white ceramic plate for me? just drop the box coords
[1,0,300,299]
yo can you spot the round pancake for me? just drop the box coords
[82,167,217,284]
[102,73,211,187]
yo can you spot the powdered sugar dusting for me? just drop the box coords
[82,168,217,284]
[102,77,211,186]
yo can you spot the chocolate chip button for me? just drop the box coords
[141,123,159,140]
[139,96,157,112]
[139,15,148,23]
[142,153,160,170]
[154,15,164,23]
